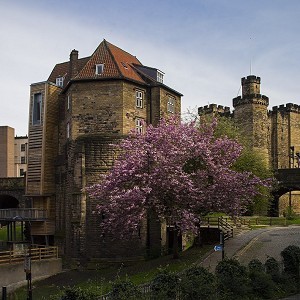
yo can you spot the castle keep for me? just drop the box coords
[26,40,182,262]
[199,75,300,214]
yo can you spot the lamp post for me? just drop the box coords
[13,216,32,300]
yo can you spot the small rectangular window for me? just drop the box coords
[157,71,164,83]
[21,156,26,164]
[136,91,143,108]
[56,77,64,87]
[21,144,26,152]
[32,93,42,125]
[67,95,70,110]
[20,169,25,176]
[67,122,70,139]
[95,64,104,75]
[167,97,175,114]
[135,118,143,134]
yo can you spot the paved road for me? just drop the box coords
[200,226,300,272]
[235,226,300,265]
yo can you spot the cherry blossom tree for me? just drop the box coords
[86,117,268,247]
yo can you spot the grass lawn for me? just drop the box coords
[11,244,212,299]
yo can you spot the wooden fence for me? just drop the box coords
[0,246,58,265]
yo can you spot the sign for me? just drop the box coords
[214,245,223,252]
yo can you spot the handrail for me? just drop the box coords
[0,208,47,220]
[0,246,58,265]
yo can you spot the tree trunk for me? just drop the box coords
[173,227,179,259]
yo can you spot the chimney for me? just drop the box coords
[69,49,79,79]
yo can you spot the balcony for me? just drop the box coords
[0,209,47,221]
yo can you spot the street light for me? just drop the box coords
[13,216,32,300]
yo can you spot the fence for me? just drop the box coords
[0,246,58,265]
[239,216,287,227]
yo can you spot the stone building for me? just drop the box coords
[26,40,182,263]
[198,75,300,214]
[0,126,28,178]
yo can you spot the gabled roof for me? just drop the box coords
[75,40,144,83]
[46,39,182,95]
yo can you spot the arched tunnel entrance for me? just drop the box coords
[271,169,300,216]
[0,194,19,209]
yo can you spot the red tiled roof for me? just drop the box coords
[75,40,145,83]
[47,57,90,84]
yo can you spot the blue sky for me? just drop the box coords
[1,0,300,135]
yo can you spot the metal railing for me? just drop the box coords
[201,216,234,240]
[0,246,58,265]
[0,209,47,221]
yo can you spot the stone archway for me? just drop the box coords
[0,194,19,209]
[271,169,300,216]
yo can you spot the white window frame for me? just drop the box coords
[95,64,104,75]
[56,77,64,87]
[157,70,164,83]
[135,118,143,134]
[167,97,175,114]
[136,90,143,108]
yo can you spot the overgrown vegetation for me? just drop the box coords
[56,245,300,300]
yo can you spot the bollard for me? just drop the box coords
[2,286,7,300]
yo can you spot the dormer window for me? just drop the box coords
[157,70,164,83]
[95,64,104,75]
[56,77,64,87]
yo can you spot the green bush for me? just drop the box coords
[281,245,300,280]
[111,279,141,300]
[180,265,216,299]
[60,286,98,300]
[265,257,280,282]
[215,258,250,299]
[248,259,264,273]
[151,270,180,300]
[249,271,276,299]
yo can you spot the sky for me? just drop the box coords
[1,0,300,136]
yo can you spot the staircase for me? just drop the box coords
[201,216,250,240]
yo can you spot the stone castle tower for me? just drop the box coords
[198,75,300,215]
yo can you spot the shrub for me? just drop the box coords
[248,259,264,273]
[265,257,280,282]
[180,265,216,299]
[281,245,300,280]
[111,279,141,300]
[249,271,276,299]
[215,258,250,299]
[151,270,180,300]
[60,286,98,300]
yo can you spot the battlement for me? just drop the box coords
[241,75,261,85]
[233,94,269,107]
[198,103,231,116]
[271,103,300,114]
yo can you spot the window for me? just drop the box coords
[167,97,175,113]
[136,90,143,108]
[21,144,26,152]
[157,71,164,83]
[135,118,143,134]
[21,156,26,164]
[32,93,42,125]
[56,77,64,87]
[67,122,70,139]
[67,95,70,110]
[95,64,104,75]
[20,169,25,176]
